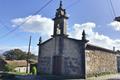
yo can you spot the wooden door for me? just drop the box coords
[52,55,62,75]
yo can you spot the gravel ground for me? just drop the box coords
[87,74,120,80]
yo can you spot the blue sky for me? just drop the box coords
[0,0,120,55]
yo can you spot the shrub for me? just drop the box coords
[4,64,16,72]
[31,66,37,75]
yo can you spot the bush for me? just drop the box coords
[31,66,37,75]
[4,64,16,72]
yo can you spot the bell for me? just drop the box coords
[114,16,120,22]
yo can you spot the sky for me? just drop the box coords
[0,0,120,55]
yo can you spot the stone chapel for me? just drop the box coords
[37,1,117,79]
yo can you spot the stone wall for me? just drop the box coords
[62,38,83,76]
[38,37,84,76]
[62,57,81,75]
[86,50,117,76]
[38,38,57,74]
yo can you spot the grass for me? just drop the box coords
[9,72,32,75]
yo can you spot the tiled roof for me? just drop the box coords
[86,43,115,53]
[5,60,28,67]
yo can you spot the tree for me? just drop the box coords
[3,49,37,60]
[4,64,16,72]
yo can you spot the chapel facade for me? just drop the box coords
[37,1,117,79]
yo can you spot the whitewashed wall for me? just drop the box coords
[15,66,30,73]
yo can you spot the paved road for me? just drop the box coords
[0,72,20,80]
[15,74,120,80]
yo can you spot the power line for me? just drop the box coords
[106,0,114,19]
[0,20,28,40]
[0,20,9,30]
[109,0,116,17]
[0,0,54,39]
[66,0,80,9]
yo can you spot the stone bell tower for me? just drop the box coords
[38,1,89,79]
[52,0,68,37]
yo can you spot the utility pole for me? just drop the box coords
[26,36,32,73]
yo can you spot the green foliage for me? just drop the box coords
[11,72,31,75]
[4,64,16,72]
[3,49,37,60]
[31,66,37,75]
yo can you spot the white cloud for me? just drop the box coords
[12,15,54,38]
[69,22,95,39]
[69,22,120,50]
[11,15,120,51]
[109,21,120,31]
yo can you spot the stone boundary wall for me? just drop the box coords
[86,50,117,77]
